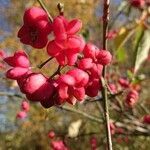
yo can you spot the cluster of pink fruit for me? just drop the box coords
[16,100,30,119]
[48,131,69,150]
[4,7,112,108]
[108,76,140,108]
[50,140,69,150]
[118,78,140,107]
[48,130,98,150]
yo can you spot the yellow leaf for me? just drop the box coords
[68,119,82,138]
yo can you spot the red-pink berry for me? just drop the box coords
[89,63,103,78]
[86,78,101,97]
[83,43,99,60]
[47,35,85,66]
[50,140,69,150]
[143,115,150,124]
[18,73,54,102]
[109,83,117,94]
[57,74,76,86]
[26,81,55,102]
[6,67,29,80]
[17,71,32,93]
[90,137,97,150]
[78,58,93,70]
[4,50,30,68]
[4,51,30,80]
[40,98,55,108]
[21,100,30,112]
[97,50,112,65]
[18,7,52,48]
[129,0,145,8]
[52,16,82,42]
[126,90,139,107]
[66,19,82,35]
[0,50,6,58]
[115,127,124,134]
[106,30,118,40]
[48,130,55,139]
[47,15,84,66]
[16,111,27,119]
[22,73,47,94]
[67,68,89,87]
[73,87,85,101]
[118,78,129,88]
[57,69,89,104]
[146,0,150,6]
[110,122,116,135]
[0,63,5,69]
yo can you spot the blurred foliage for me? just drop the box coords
[0,0,150,150]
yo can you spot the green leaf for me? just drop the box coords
[127,70,134,79]
[116,47,127,62]
[134,25,144,47]
[114,27,129,49]
[82,28,89,41]
[114,27,135,63]
[134,29,150,74]
[114,27,135,62]
[115,28,135,51]
[118,1,128,12]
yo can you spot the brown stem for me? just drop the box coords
[37,57,53,69]
[101,0,112,150]
[37,0,53,22]
[57,3,64,16]
[50,65,61,78]
[59,105,103,123]
[0,91,23,99]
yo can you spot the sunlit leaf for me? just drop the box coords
[116,27,135,50]
[127,70,134,80]
[68,119,82,138]
[116,47,127,62]
[117,1,128,12]
[114,27,135,62]
[134,29,150,74]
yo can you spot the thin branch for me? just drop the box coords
[96,101,105,120]
[57,3,64,16]
[37,57,53,69]
[115,121,150,134]
[108,1,127,29]
[139,103,150,114]
[37,0,53,22]
[116,28,136,52]
[50,65,61,78]
[101,0,112,149]
[133,28,145,74]
[107,84,124,111]
[1,91,150,137]
[59,105,103,123]
[115,132,150,137]
[0,91,23,99]
[84,90,123,103]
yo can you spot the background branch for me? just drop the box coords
[37,0,53,22]
[101,0,112,149]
